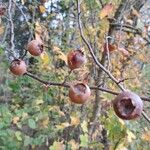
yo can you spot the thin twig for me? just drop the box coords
[76,0,125,91]
[99,0,104,7]
[25,72,70,88]
[117,77,133,84]
[62,70,72,84]
[110,23,140,32]
[142,111,150,124]
[76,0,150,123]
[111,23,150,45]
[13,0,33,36]
[25,71,150,123]
[1,24,9,44]
[24,72,150,102]
[8,0,15,58]
[13,0,34,58]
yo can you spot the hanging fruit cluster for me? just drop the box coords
[9,39,143,120]
[9,40,91,105]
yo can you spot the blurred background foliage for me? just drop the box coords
[0,0,150,149]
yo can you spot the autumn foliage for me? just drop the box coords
[1,0,150,149]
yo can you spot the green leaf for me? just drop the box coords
[80,134,88,148]
[15,131,22,141]
[24,136,32,146]
[81,121,88,133]
[28,119,36,129]
[49,141,65,150]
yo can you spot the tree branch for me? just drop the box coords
[76,0,125,91]
[24,72,150,102]
[25,72,69,88]
[142,111,150,124]
[76,0,150,125]
[8,0,15,59]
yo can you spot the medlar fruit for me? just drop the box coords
[27,40,44,56]
[69,83,91,104]
[0,6,6,16]
[103,43,116,52]
[10,59,27,76]
[67,50,86,70]
[113,91,143,120]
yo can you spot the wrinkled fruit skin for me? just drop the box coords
[10,59,27,76]
[67,50,86,70]
[69,83,91,104]
[27,40,43,56]
[113,91,143,120]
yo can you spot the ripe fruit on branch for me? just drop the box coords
[10,59,27,76]
[103,43,116,52]
[0,6,6,16]
[113,91,143,120]
[27,40,44,56]
[69,83,91,104]
[67,50,86,70]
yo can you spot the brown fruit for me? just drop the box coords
[69,83,91,104]
[67,50,86,70]
[10,59,27,76]
[113,91,143,120]
[0,6,6,16]
[103,43,116,52]
[27,40,44,56]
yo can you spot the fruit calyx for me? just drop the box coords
[67,49,86,70]
[10,59,27,76]
[27,40,44,56]
[113,91,143,120]
[69,82,91,104]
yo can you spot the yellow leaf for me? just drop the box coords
[99,3,114,19]
[35,22,43,42]
[39,5,46,14]
[48,105,65,116]
[22,113,28,119]
[49,141,65,150]
[57,51,67,65]
[58,111,65,116]
[12,116,20,124]
[56,122,70,130]
[127,130,136,143]
[116,143,128,150]
[53,46,61,52]
[118,47,130,57]
[35,22,43,35]
[39,116,49,128]
[118,118,125,126]
[131,7,140,17]
[142,131,150,142]
[70,116,80,126]
[21,0,25,5]
[99,18,110,38]
[0,25,4,35]
[68,140,79,150]
[81,121,88,133]
[138,54,146,61]
[35,99,44,105]
[48,105,59,111]
[40,51,50,65]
